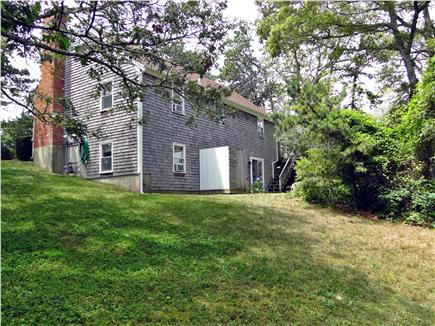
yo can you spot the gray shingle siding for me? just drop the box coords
[141,74,277,192]
[64,58,138,179]
[65,62,277,192]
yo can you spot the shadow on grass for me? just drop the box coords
[2,161,433,325]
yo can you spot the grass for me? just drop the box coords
[2,160,434,325]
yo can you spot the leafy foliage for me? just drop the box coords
[1,112,33,160]
[292,109,400,211]
[380,178,435,226]
[257,1,434,104]
[276,60,434,225]
[218,23,282,110]
[1,0,233,137]
[263,2,434,225]
[390,54,435,178]
[1,144,14,160]
[250,178,264,193]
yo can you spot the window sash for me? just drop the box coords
[101,94,112,110]
[173,144,186,173]
[257,118,264,137]
[101,81,113,110]
[100,142,113,173]
[171,91,184,114]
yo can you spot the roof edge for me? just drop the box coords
[133,60,273,122]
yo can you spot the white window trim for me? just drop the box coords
[171,89,185,115]
[250,156,265,185]
[173,142,186,173]
[257,117,265,138]
[99,140,113,174]
[100,79,114,112]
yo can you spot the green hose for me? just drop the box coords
[79,139,89,164]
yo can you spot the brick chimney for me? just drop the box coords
[33,18,65,173]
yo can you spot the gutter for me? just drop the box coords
[272,140,280,179]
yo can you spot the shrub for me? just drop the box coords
[1,143,14,160]
[1,113,33,161]
[292,179,352,206]
[293,149,353,206]
[15,137,32,161]
[293,110,400,211]
[251,178,265,193]
[380,178,435,226]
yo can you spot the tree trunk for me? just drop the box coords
[423,4,435,57]
[423,3,435,38]
[386,3,419,98]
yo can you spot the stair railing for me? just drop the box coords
[278,156,296,192]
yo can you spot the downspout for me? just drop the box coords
[137,70,144,193]
[271,126,280,179]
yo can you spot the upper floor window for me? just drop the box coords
[216,113,226,124]
[100,81,113,111]
[171,90,185,115]
[173,143,186,173]
[214,104,227,124]
[99,141,113,173]
[257,117,264,138]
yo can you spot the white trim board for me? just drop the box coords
[173,142,186,173]
[99,140,113,174]
[249,156,265,185]
[100,78,114,112]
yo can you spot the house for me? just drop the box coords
[32,55,291,193]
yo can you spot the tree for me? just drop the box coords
[390,43,435,178]
[1,112,33,160]
[1,0,233,136]
[218,23,282,111]
[257,1,434,104]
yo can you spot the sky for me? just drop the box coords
[226,0,258,23]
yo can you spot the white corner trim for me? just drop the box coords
[137,72,144,193]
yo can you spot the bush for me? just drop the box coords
[251,178,265,193]
[292,179,352,206]
[293,150,353,206]
[380,179,435,226]
[15,137,32,161]
[293,110,400,211]
[1,143,14,160]
[1,113,33,161]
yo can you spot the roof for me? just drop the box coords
[195,76,269,118]
[134,59,271,121]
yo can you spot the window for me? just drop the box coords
[215,111,226,124]
[171,90,185,115]
[257,117,264,138]
[214,104,226,124]
[99,141,113,173]
[100,81,113,111]
[173,143,186,173]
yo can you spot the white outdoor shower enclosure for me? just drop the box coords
[199,146,246,192]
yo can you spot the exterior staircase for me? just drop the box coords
[267,156,296,193]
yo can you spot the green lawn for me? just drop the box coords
[2,160,434,325]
